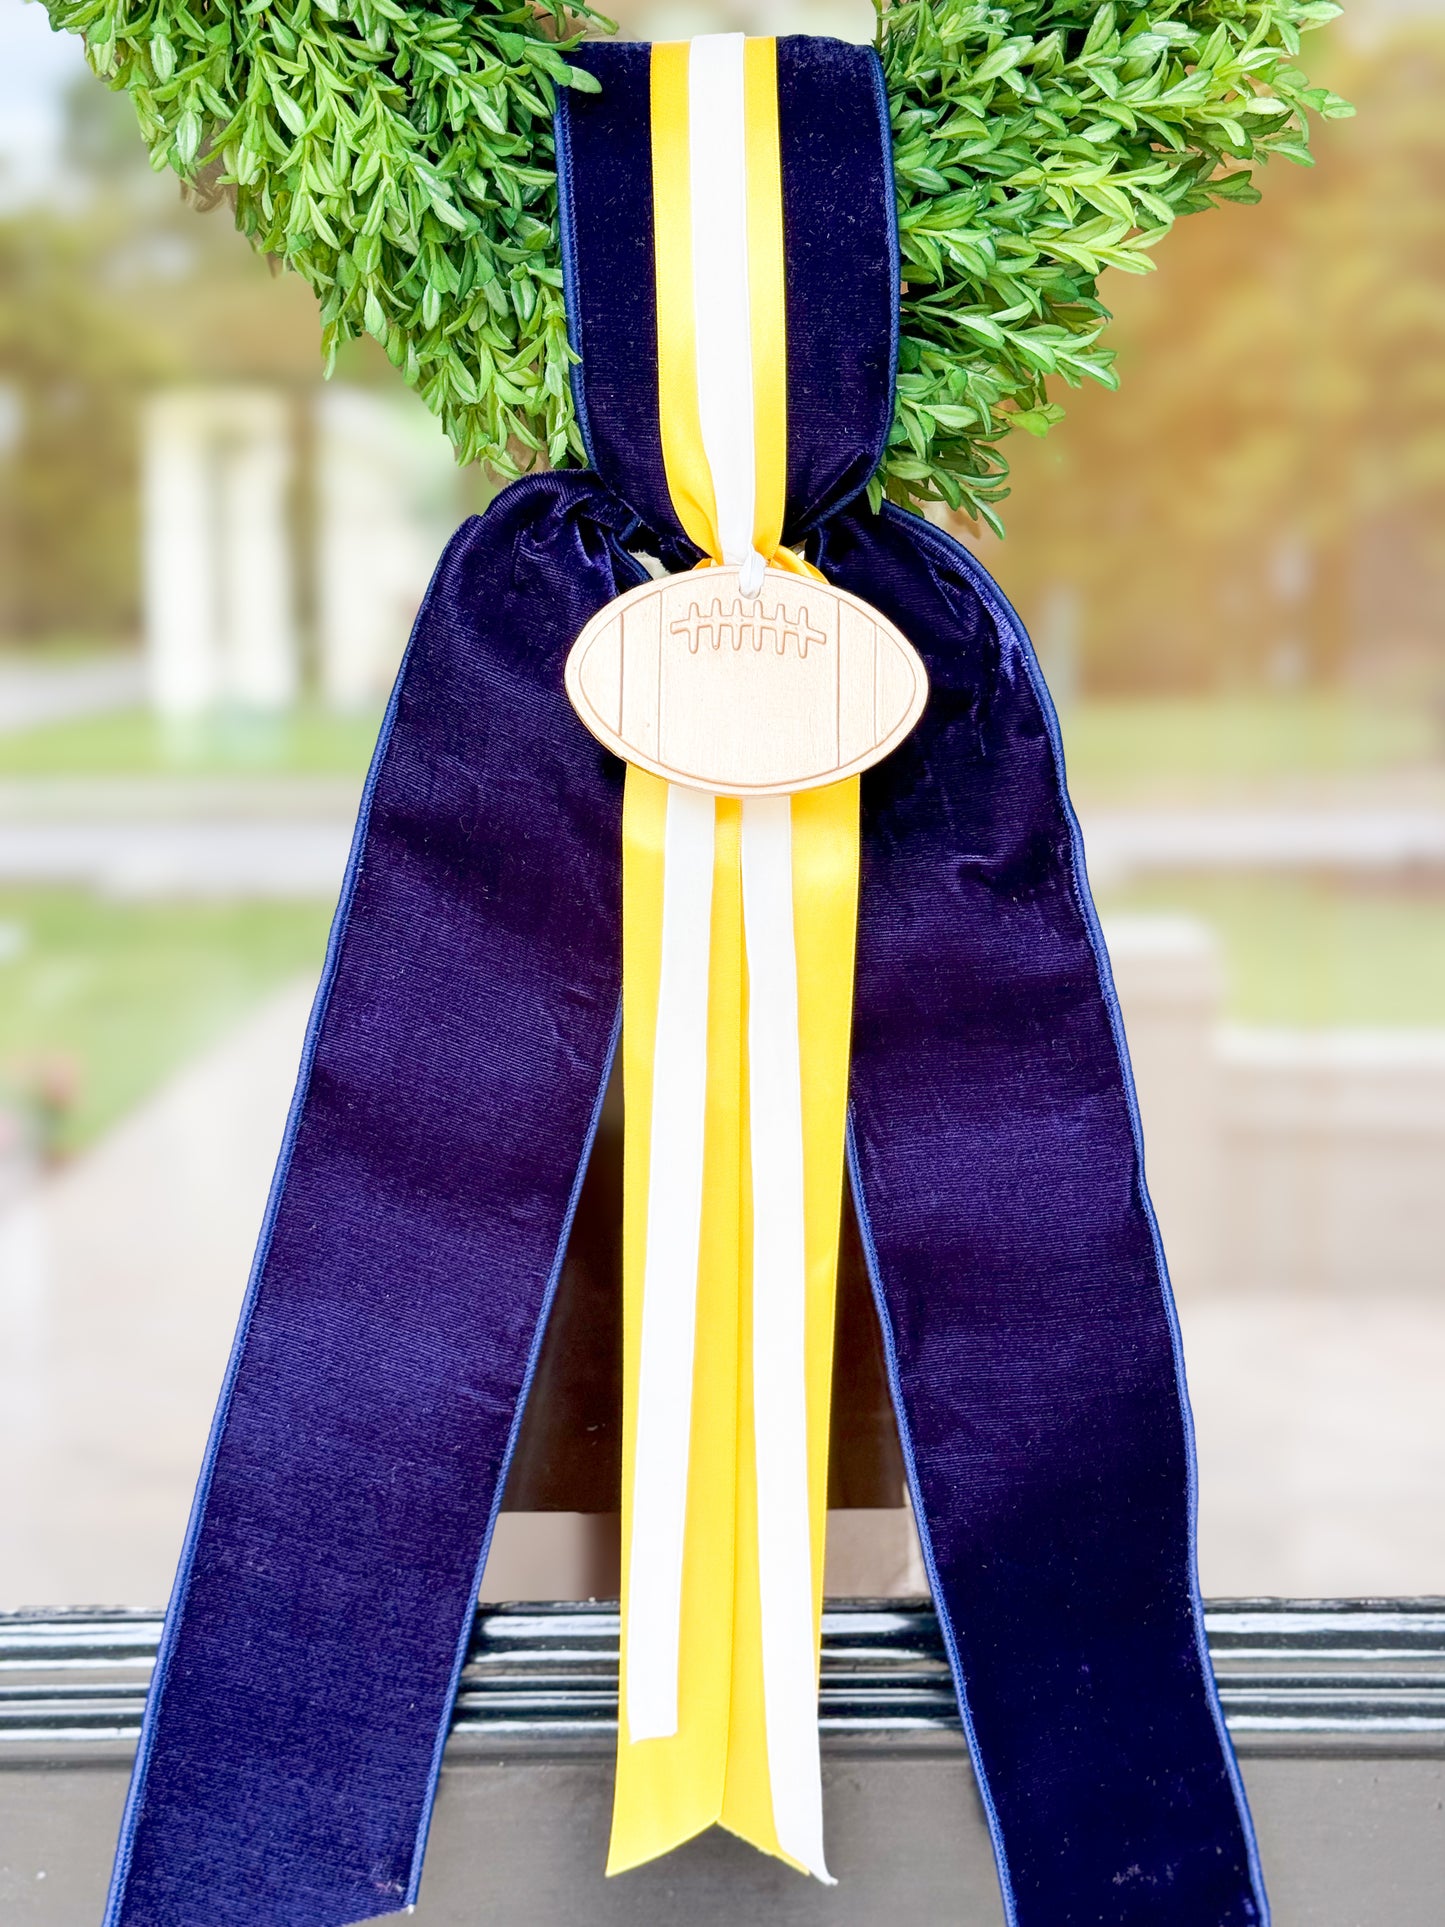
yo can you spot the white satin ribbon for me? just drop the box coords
[625,781,714,1741]
[625,34,828,1878]
[690,33,768,593]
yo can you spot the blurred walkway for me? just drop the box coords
[0,816,352,895]
[1084,803,1445,888]
[0,780,1443,895]
[0,657,143,735]
[0,774,358,894]
[0,977,314,1608]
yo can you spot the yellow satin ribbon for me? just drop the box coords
[608,38,861,1875]
[650,36,814,586]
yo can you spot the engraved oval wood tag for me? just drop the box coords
[564,564,928,796]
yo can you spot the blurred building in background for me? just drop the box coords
[140,383,462,718]
[314,385,465,708]
[0,0,1443,1610]
[143,388,298,717]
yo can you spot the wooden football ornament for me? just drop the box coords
[564,564,928,796]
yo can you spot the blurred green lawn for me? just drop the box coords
[0,891,330,1156]
[1065,697,1445,1027]
[1059,693,1441,795]
[0,703,372,1157]
[0,692,1437,786]
[1097,875,1445,1029]
[0,706,384,778]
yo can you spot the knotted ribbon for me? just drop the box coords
[610,35,853,1881]
[104,32,1269,1927]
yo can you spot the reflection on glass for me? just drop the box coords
[0,1,1439,1608]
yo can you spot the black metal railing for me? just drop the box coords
[4,1598,1443,1761]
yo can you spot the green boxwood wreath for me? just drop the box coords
[43,0,1351,525]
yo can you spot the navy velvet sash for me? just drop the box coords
[104,36,1267,1927]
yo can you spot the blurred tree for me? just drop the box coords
[976,25,1445,697]
[0,208,155,642]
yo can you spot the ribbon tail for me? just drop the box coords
[610,776,857,1880]
[741,795,832,1885]
[104,474,639,1927]
[819,501,1270,1927]
[626,782,714,1741]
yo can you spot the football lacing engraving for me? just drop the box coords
[669,595,828,659]
[564,561,928,797]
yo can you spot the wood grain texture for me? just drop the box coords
[565,565,928,796]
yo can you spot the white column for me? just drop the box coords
[315,386,460,710]
[217,391,297,712]
[142,388,299,719]
[143,393,221,720]
[1104,915,1223,1298]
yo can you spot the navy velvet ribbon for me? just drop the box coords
[557,37,897,554]
[824,504,1267,1926]
[104,33,1268,1927]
